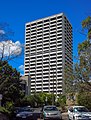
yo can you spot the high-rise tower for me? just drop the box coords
[24,13,73,95]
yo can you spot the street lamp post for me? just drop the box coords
[51,67,55,105]
[52,69,54,105]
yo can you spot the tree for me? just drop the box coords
[0,22,24,61]
[0,61,24,106]
[64,16,91,99]
[57,95,66,108]
[0,22,24,118]
[76,16,91,91]
[77,92,91,111]
[64,67,74,94]
[19,92,56,107]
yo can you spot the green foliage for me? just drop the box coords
[77,92,91,111]
[0,60,24,105]
[74,16,91,92]
[82,16,91,40]
[46,93,55,105]
[88,30,91,39]
[76,39,91,91]
[5,101,14,112]
[0,106,10,114]
[58,95,66,106]
[64,66,75,94]
[78,40,90,54]
[19,93,46,107]
[0,106,10,119]
[64,16,91,104]
[19,92,56,107]
[82,16,91,29]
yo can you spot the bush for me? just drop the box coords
[57,95,66,112]
[0,106,9,114]
[77,92,91,111]
[0,106,10,119]
[0,101,15,119]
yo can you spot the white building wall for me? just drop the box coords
[24,13,73,95]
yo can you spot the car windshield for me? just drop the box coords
[74,107,89,112]
[44,106,58,111]
[17,107,34,112]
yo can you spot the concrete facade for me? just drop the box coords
[24,13,73,96]
[20,76,31,95]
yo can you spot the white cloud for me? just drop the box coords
[0,40,22,58]
[15,41,21,46]
[0,30,5,34]
[18,65,24,71]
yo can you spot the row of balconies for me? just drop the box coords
[26,16,62,26]
[28,20,62,28]
[25,55,63,62]
[31,85,62,89]
[30,88,62,93]
[26,23,64,33]
[29,38,62,46]
[29,46,62,52]
[29,25,62,33]
[26,28,62,38]
[28,65,62,70]
[28,35,60,42]
[31,81,62,85]
[26,27,62,36]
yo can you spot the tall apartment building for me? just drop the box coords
[24,13,73,96]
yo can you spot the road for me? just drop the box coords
[62,112,68,120]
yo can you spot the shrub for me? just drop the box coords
[0,106,10,119]
[77,92,91,111]
[57,95,66,112]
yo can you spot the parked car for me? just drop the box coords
[42,105,62,120]
[68,106,91,120]
[15,106,34,120]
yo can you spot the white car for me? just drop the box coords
[42,105,62,120]
[68,106,91,120]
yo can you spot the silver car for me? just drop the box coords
[68,106,91,120]
[43,105,62,120]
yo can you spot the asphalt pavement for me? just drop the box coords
[62,112,68,120]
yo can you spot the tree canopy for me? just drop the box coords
[0,23,23,61]
[64,16,91,94]
[0,60,24,106]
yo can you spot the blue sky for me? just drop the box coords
[0,0,91,75]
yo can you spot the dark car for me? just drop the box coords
[15,106,34,120]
